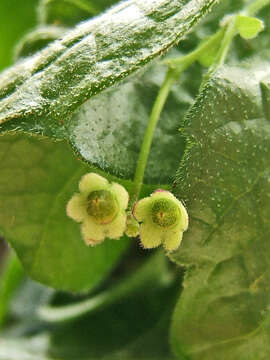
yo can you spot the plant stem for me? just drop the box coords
[167,27,225,69]
[131,69,177,204]
[202,16,237,85]
[246,0,270,16]
[213,18,236,68]
[130,30,227,205]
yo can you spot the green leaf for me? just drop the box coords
[0,0,217,143]
[236,15,264,39]
[0,134,129,292]
[170,64,270,359]
[0,0,38,70]
[260,74,270,121]
[0,60,193,183]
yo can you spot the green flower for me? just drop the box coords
[66,173,129,246]
[133,190,188,252]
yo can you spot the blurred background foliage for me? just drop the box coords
[0,0,39,71]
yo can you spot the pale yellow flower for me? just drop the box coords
[133,190,188,252]
[67,173,129,246]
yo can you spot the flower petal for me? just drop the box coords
[133,197,152,222]
[66,193,87,222]
[177,200,189,231]
[110,182,129,209]
[79,173,108,194]
[164,229,183,252]
[81,220,105,246]
[106,212,127,239]
[139,222,163,249]
[152,189,175,200]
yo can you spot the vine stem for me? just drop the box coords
[130,30,225,205]
[131,69,177,204]
[202,16,237,85]
[246,0,270,16]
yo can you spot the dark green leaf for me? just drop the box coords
[0,59,195,183]
[170,64,270,359]
[0,134,128,291]
[0,0,217,147]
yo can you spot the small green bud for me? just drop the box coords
[133,190,188,252]
[67,173,129,245]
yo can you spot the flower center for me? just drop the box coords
[151,198,179,227]
[87,190,118,224]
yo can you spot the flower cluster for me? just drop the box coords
[67,173,188,251]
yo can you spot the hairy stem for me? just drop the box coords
[167,27,225,69]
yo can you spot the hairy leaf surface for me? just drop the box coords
[1,59,196,183]
[170,64,270,359]
[0,0,217,181]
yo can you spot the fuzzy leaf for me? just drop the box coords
[0,0,217,180]
[170,64,270,359]
[0,60,194,183]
